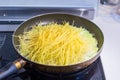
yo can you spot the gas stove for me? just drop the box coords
[0,22,106,80]
[0,32,105,80]
[0,0,105,80]
[0,33,105,80]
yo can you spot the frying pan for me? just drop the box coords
[0,13,104,80]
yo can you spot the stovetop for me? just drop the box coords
[0,32,106,80]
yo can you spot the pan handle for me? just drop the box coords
[0,59,26,80]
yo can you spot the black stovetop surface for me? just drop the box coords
[0,32,106,80]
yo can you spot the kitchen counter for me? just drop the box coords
[93,5,120,80]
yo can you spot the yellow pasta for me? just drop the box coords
[17,22,98,66]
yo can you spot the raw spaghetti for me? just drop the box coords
[17,22,98,66]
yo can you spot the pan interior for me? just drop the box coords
[13,13,104,66]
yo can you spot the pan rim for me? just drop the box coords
[12,13,104,67]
